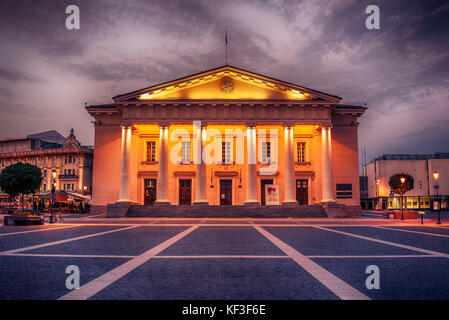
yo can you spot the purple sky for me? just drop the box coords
[0,0,448,166]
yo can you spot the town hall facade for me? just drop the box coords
[87,66,365,217]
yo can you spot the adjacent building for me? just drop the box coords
[363,153,449,211]
[86,65,366,217]
[0,129,93,205]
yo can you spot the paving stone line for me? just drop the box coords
[0,225,81,237]
[0,226,138,255]
[316,226,449,258]
[373,226,449,238]
[253,225,370,300]
[58,225,199,300]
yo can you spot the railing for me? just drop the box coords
[58,175,79,180]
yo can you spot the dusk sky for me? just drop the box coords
[0,0,448,166]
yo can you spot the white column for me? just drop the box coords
[283,125,297,204]
[118,125,131,202]
[155,125,170,205]
[194,123,208,205]
[245,126,259,205]
[321,125,335,202]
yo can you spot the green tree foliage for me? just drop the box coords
[388,173,414,194]
[0,162,43,199]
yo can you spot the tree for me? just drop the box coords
[0,162,43,210]
[388,173,414,219]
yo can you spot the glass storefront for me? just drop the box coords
[382,195,446,211]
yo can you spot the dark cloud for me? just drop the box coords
[0,0,447,160]
[0,68,45,83]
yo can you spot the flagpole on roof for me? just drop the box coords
[225,30,228,65]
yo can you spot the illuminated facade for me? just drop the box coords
[0,129,93,204]
[364,153,449,211]
[87,66,366,217]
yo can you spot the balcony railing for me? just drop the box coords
[58,175,79,180]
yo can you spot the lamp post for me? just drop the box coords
[50,170,57,224]
[433,171,441,225]
[376,179,380,210]
[83,185,87,195]
[400,177,406,220]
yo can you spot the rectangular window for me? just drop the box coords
[181,141,191,163]
[222,141,232,164]
[72,184,74,191]
[146,141,156,162]
[336,184,353,199]
[297,142,306,163]
[43,184,47,191]
[261,142,271,163]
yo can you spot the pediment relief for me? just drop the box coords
[114,66,341,104]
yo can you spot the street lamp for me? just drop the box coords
[433,170,441,225]
[50,170,57,224]
[83,185,87,195]
[400,177,406,220]
[376,179,380,210]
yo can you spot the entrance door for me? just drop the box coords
[144,179,157,205]
[220,180,232,205]
[179,179,192,205]
[261,179,274,206]
[296,179,308,205]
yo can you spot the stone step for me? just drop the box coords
[126,204,327,218]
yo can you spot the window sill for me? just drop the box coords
[295,162,311,166]
[141,161,158,165]
[259,162,276,166]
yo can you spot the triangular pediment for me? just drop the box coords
[113,66,341,103]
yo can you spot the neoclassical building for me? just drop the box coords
[87,66,365,217]
[0,129,93,205]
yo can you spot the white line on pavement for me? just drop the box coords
[0,226,138,255]
[5,253,137,259]
[315,226,449,258]
[374,226,449,238]
[307,255,439,259]
[58,225,199,300]
[152,255,289,259]
[0,225,81,237]
[253,225,370,300]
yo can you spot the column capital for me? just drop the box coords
[158,122,170,128]
[283,122,296,129]
[193,120,208,129]
[245,122,257,128]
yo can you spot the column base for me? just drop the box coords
[244,200,260,207]
[154,200,171,206]
[321,199,336,204]
[321,201,346,218]
[193,201,209,206]
[107,201,132,218]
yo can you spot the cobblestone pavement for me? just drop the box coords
[1,214,449,300]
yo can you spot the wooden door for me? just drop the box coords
[296,179,308,205]
[261,179,274,206]
[179,179,192,205]
[220,180,232,205]
[144,179,157,205]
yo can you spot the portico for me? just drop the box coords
[87,65,365,217]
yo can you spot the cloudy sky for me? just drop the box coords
[0,0,448,166]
